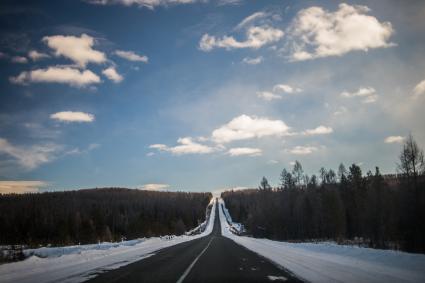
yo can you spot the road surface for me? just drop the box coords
[87,203,303,283]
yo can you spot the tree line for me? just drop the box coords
[0,188,211,247]
[222,134,425,253]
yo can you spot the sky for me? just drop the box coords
[0,0,425,194]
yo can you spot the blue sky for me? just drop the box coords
[1,0,425,194]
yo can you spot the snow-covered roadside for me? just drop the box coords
[219,198,425,283]
[22,239,144,259]
[185,200,212,236]
[0,199,216,283]
[220,199,245,235]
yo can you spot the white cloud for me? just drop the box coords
[65,143,100,155]
[11,56,28,64]
[341,87,378,103]
[149,144,168,150]
[291,51,313,61]
[289,3,394,61]
[362,94,378,104]
[257,91,282,101]
[227,147,262,157]
[0,181,48,194]
[235,12,268,30]
[341,87,375,97]
[384,136,404,144]
[333,106,348,116]
[115,50,148,63]
[86,0,199,9]
[273,84,302,94]
[212,115,291,143]
[256,83,301,102]
[0,138,60,170]
[102,67,123,83]
[140,183,170,191]
[197,136,209,142]
[413,79,425,98]
[65,148,82,155]
[199,26,284,51]
[88,143,100,151]
[288,145,318,155]
[10,66,101,87]
[268,159,279,164]
[149,137,216,155]
[303,125,333,135]
[242,56,263,65]
[50,111,95,123]
[43,34,106,67]
[28,50,50,61]
[218,0,242,6]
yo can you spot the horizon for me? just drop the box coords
[1,0,425,194]
[0,163,409,195]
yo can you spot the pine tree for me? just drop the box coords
[259,177,272,191]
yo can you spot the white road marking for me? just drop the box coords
[176,237,214,283]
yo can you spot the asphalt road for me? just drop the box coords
[87,204,303,283]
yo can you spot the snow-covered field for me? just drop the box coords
[219,198,425,283]
[0,199,216,283]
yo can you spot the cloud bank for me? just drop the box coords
[0,181,48,194]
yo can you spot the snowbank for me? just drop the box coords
[185,197,214,236]
[23,239,143,259]
[220,199,245,235]
[0,199,216,283]
[219,198,425,283]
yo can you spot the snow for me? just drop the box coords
[23,240,143,258]
[185,198,214,236]
[220,200,245,235]
[219,198,425,283]
[267,275,288,281]
[0,199,216,283]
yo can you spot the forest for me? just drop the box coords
[222,135,425,253]
[0,189,211,247]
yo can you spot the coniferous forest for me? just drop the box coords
[222,135,425,253]
[0,189,211,247]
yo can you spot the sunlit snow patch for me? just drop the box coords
[268,275,288,281]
